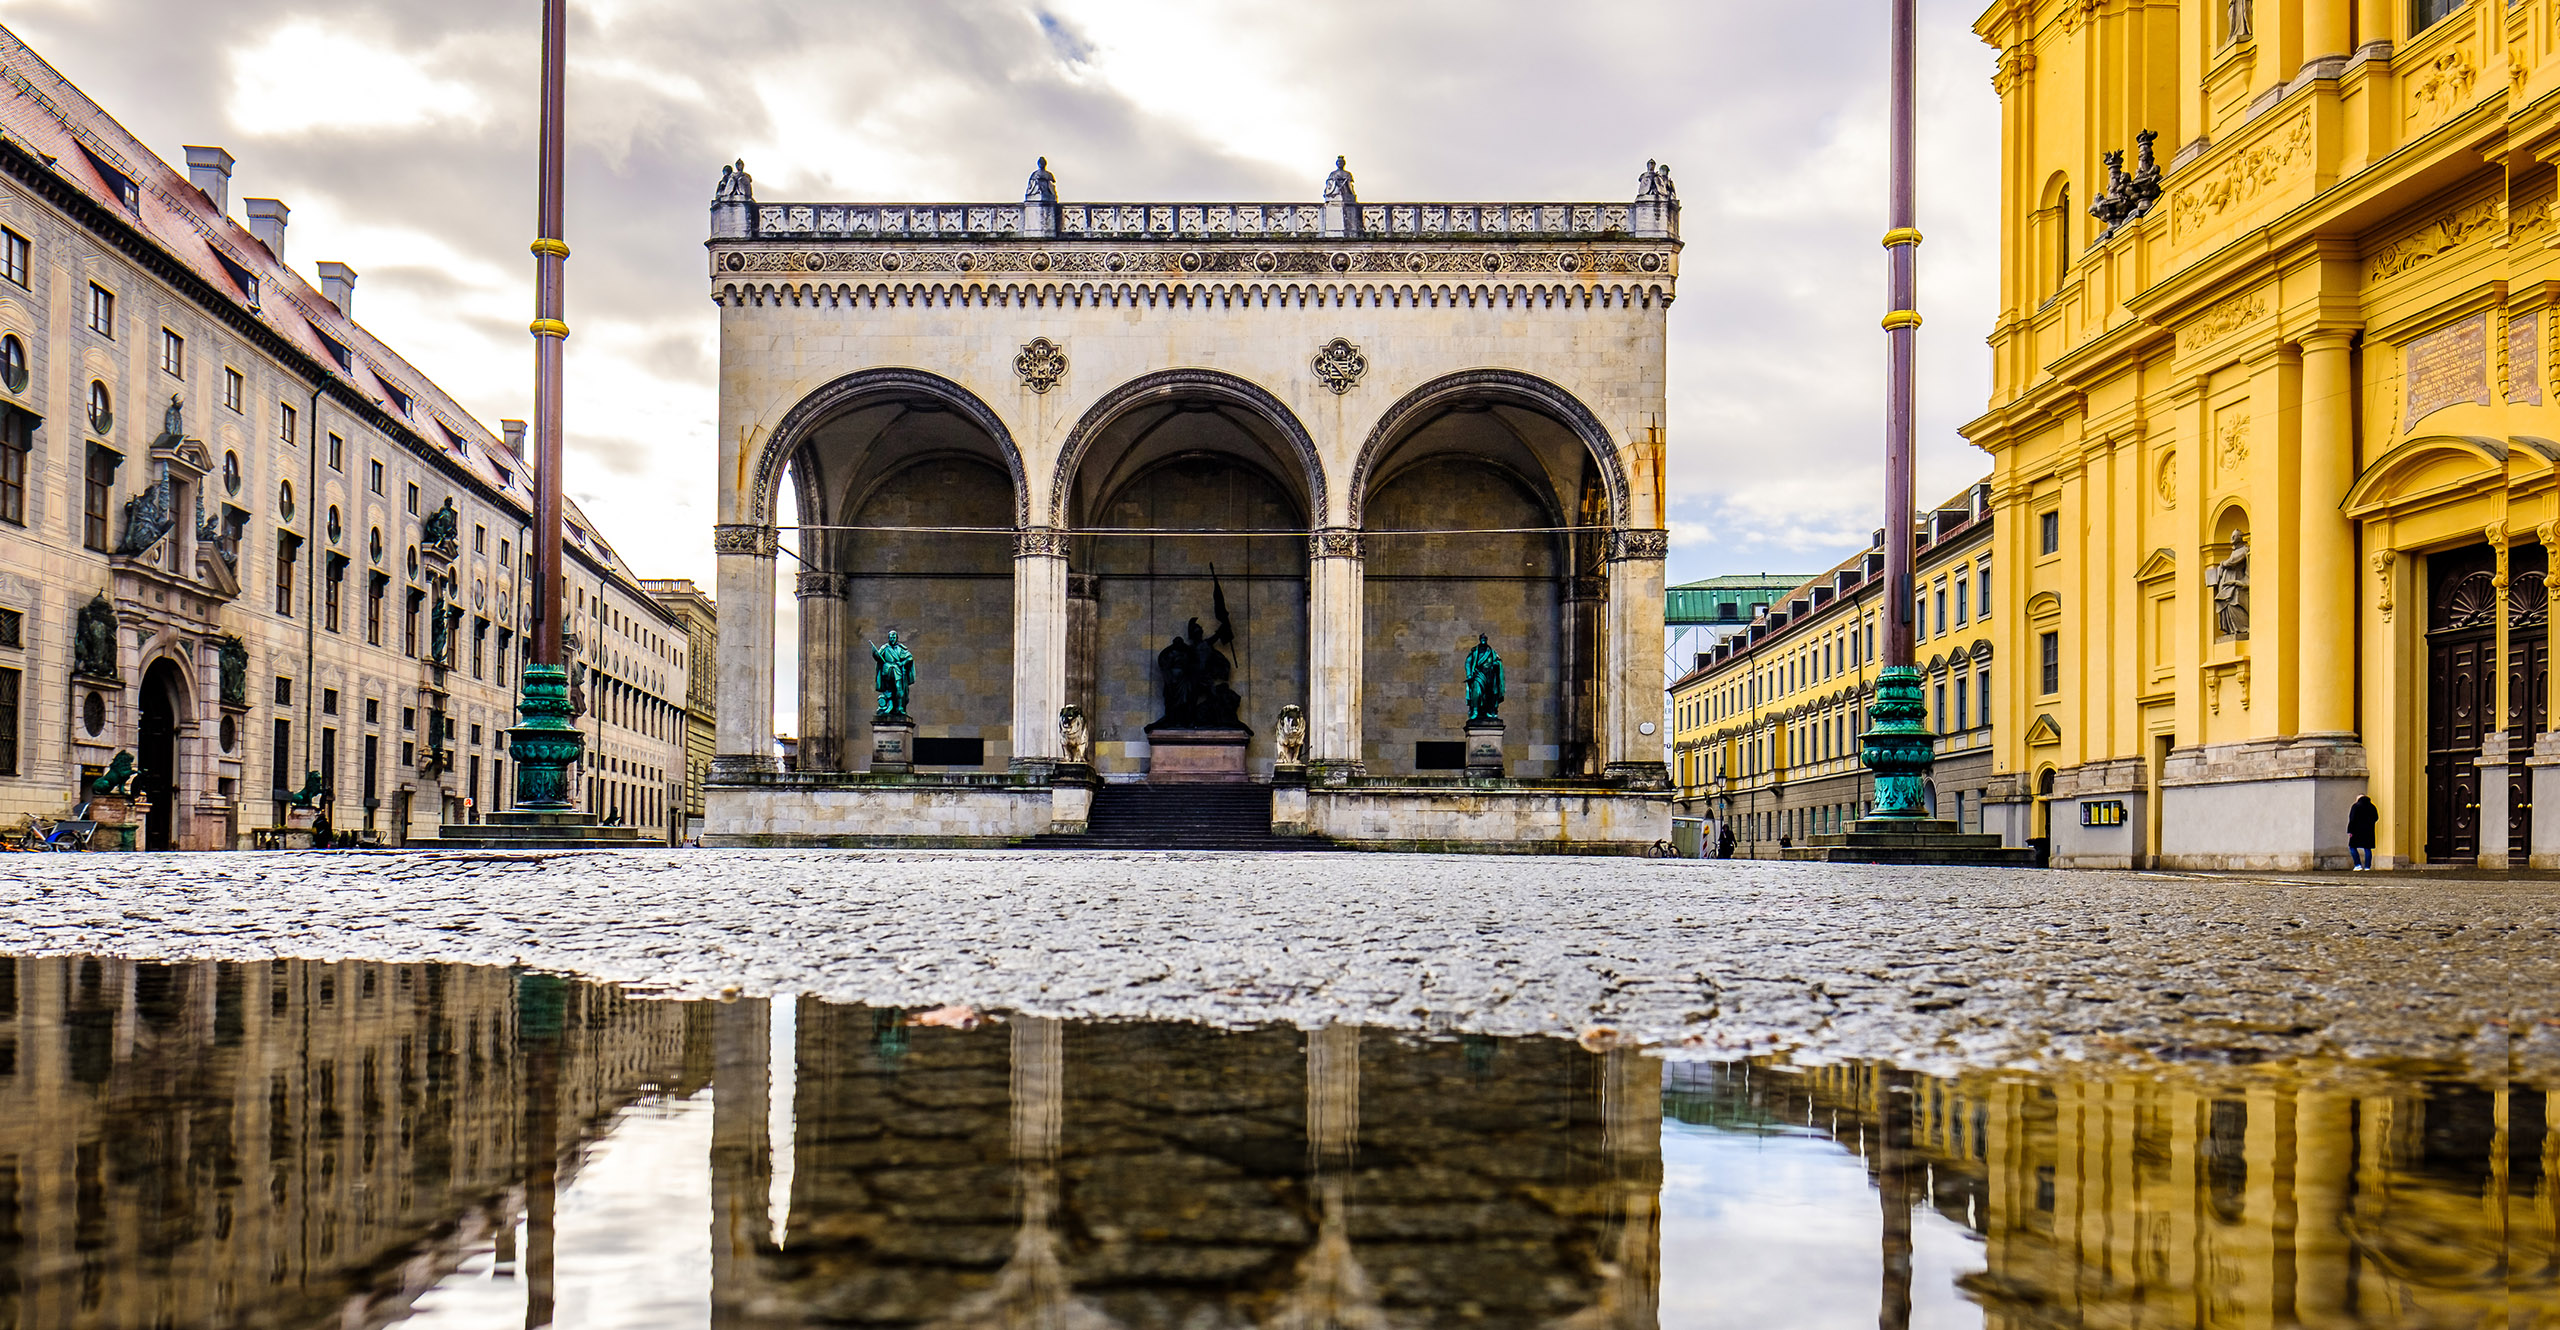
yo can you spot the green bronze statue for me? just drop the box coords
[284,770,326,809]
[869,629,914,720]
[1464,634,1506,726]
[90,751,135,797]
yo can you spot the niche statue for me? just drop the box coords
[1464,634,1506,725]
[1152,574,1247,732]
[2207,532,2251,639]
[871,629,914,720]
[74,593,118,680]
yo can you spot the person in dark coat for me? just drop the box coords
[2346,794,2379,871]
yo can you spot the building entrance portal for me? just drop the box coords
[138,658,184,851]
[2426,546,2496,862]
[706,157,1678,851]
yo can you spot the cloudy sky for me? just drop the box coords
[0,0,2002,593]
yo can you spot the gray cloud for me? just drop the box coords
[0,0,2002,591]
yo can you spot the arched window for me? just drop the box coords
[87,380,111,435]
[0,334,25,393]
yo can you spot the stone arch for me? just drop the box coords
[1349,369,1631,530]
[747,368,1028,530]
[1048,368,1324,529]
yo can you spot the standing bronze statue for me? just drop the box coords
[1464,634,1506,725]
[870,629,915,720]
[1150,574,1247,731]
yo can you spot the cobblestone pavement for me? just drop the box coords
[4,850,2555,1074]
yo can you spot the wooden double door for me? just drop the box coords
[2426,543,2549,862]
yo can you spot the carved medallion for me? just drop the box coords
[1312,338,1367,395]
[2155,450,2176,507]
[1014,337,1067,394]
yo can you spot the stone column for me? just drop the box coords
[1012,528,1070,777]
[1308,529,1365,777]
[794,571,845,772]
[2297,331,2360,737]
[2354,0,2394,54]
[2302,0,2350,72]
[712,524,778,775]
[1603,530,1670,786]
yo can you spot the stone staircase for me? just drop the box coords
[1781,817,2040,867]
[1016,783,1334,852]
[434,809,659,851]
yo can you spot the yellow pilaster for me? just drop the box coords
[2297,332,2359,734]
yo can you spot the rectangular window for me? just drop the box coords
[274,536,297,616]
[1934,682,1948,735]
[2040,631,2061,695]
[88,284,113,337]
[498,538,511,569]
[1955,676,1969,731]
[0,606,18,648]
[159,329,183,378]
[273,719,291,801]
[0,229,25,288]
[363,736,379,826]
[368,458,384,494]
[1934,586,1947,636]
[1978,667,1992,728]
[364,697,379,724]
[0,408,26,525]
[223,367,244,412]
[473,524,486,554]
[324,563,342,632]
[1979,564,1992,616]
[1954,576,1969,626]
[402,706,415,732]
[0,664,16,775]
[2039,510,2060,555]
[320,728,337,804]
[471,621,485,679]
[82,447,114,551]
[278,402,297,447]
[366,577,384,645]
[2412,0,2460,33]
[274,676,291,706]
[406,482,419,515]
[403,590,420,657]
[327,434,343,471]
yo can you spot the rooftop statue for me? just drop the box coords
[1025,156,1059,207]
[1464,634,1506,726]
[1638,159,1679,203]
[871,629,914,720]
[154,394,184,449]
[713,158,754,205]
[1323,156,1356,204]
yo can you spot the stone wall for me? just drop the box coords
[839,456,1014,771]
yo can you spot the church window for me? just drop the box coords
[2039,632,2060,695]
[2039,511,2060,554]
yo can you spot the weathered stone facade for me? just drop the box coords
[707,160,1677,849]
[0,30,688,847]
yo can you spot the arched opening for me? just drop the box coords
[138,657,185,851]
[2038,172,2072,298]
[1352,374,1622,778]
[1056,372,1318,777]
[760,373,1026,774]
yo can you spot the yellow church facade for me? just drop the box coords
[1968,0,2560,868]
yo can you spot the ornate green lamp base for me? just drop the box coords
[1859,665,1936,819]
[508,664,586,811]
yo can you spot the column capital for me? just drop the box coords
[794,570,845,600]
[711,523,776,557]
[2296,326,2362,353]
[1310,527,1365,560]
[1607,528,1670,563]
[1015,526,1070,558]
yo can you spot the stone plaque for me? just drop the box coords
[2512,312,2543,405]
[2405,312,2491,429]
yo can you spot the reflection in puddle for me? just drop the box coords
[0,956,2548,1328]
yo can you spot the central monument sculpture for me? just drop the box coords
[1146,575,1252,782]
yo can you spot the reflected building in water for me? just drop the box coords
[0,956,705,1329]
[708,1004,1664,1329]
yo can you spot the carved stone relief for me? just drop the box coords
[1311,338,1367,395]
[1014,337,1067,394]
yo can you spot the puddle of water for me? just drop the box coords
[0,955,2548,1328]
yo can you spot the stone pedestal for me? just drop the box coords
[872,716,914,774]
[2476,729,2514,871]
[1049,763,1098,834]
[2528,730,2560,869]
[1272,761,1309,835]
[1145,727,1249,783]
[86,793,147,851]
[1464,722,1505,778]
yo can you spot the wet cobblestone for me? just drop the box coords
[3,850,2555,1074]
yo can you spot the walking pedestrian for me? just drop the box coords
[1716,824,1736,860]
[2346,794,2379,871]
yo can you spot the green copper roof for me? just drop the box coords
[1666,575,1808,625]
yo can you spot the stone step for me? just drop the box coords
[1019,782,1333,851]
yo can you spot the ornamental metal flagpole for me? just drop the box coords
[509,0,585,812]
[1863,0,1936,821]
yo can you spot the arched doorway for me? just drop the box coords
[1350,373,1629,778]
[138,658,185,850]
[1054,371,1320,778]
[756,371,1028,774]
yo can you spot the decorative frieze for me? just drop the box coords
[2369,195,2500,282]
[714,244,1672,280]
[794,571,845,599]
[2168,111,2312,242]
[1015,527,1070,558]
[1607,528,1669,562]
[1309,528,1364,560]
[711,523,777,557]
[747,199,1649,242]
